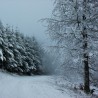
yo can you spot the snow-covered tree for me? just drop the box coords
[44,0,98,93]
[0,21,43,75]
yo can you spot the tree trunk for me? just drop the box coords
[82,28,90,93]
[82,0,90,94]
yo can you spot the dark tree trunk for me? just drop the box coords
[82,30,90,93]
[82,0,90,94]
[82,14,90,94]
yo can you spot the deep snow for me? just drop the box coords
[0,71,98,98]
[0,71,72,98]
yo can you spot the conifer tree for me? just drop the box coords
[0,21,43,75]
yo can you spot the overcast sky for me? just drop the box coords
[0,0,54,45]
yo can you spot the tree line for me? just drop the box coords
[0,21,43,75]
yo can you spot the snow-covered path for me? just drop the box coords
[0,72,71,98]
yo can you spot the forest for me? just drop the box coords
[0,0,98,98]
[0,21,43,75]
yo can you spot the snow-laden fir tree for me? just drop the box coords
[0,21,43,75]
[44,0,98,93]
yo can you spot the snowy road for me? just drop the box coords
[0,72,71,98]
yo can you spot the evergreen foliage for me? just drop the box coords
[0,21,43,75]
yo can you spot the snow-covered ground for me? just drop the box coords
[0,71,98,98]
[0,71,72,98]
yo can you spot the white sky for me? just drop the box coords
[0,0,54,45]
